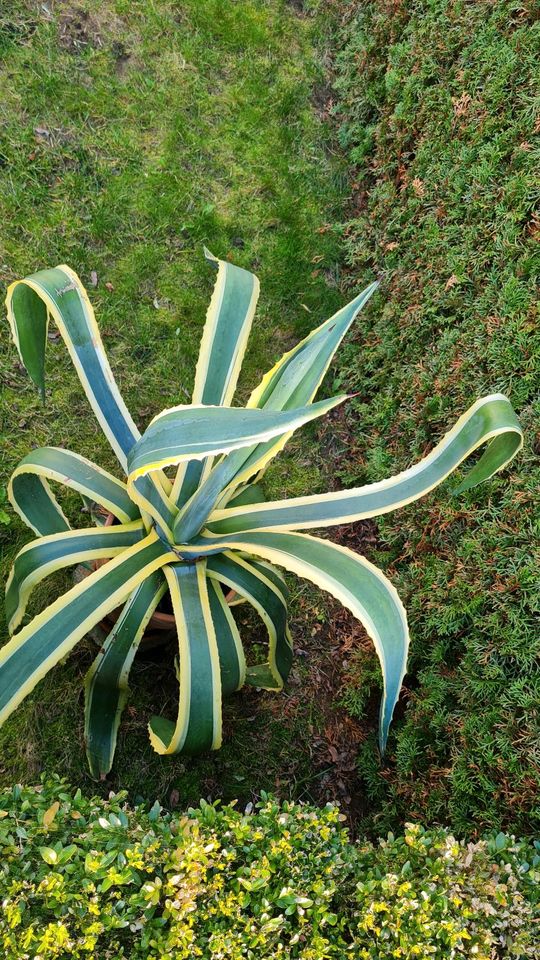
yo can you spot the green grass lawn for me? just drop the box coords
[0,0,359,805]
[332,0,539,836]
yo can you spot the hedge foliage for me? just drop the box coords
[331,0,540,835]
[0,779,538,959]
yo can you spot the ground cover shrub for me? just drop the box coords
[0,778,538,959]
[331,0,540,834]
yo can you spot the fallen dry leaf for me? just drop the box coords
[43,801,60,828]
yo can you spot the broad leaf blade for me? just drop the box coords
[206,551,292,690]
[215,281,379,496]
[0,532,173,727]
[207,578,246,695]
[206,395,523,534]
[6,267,176,536]
[148,561,222,755]
[6,267,139,467]
[127,396,346,541]
[172,249,259,506]
[175,284,377,535]
[188,530,408,752]
[6,520,145,634]
[8,446,139,537]
[131,397,346,477]
[85,572,167,779]
[5,283,48,399]
[193,249,260,406]
[169,396,346,543]
[249,281,378,411]
[226,482,266,508]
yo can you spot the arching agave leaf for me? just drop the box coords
[206,395,523,534]
[172,249,259,506]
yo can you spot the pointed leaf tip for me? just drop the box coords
[203,246,219,267]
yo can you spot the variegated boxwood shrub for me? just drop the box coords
[0,779,538,959]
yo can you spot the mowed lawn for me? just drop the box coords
[0,0,358,803]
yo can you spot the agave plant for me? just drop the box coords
[2,252,522,778]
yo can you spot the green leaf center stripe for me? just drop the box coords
[171,250,259,508]
[8,447,139,538]
[9,472,70,538]
[194,531,407,750]
[206,551,292,690]
[5,521,145,635]
[246,556,290,601]
[84,572,167,780]
[0,533,174,727]
[205,395,523,534]
[148,562,222,755]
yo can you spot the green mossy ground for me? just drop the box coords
[0,0,354,806]
[332,0,539,835]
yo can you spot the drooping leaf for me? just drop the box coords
[6,267,140,466]
[84,572,167,779]
[131,397,346,480]
[148,561,222,755]
[206,395,523,534]
[186,530,409,752]
[5,267,175,533]
[207,577,246,695]
[0,532,173,728]
[8,447,140,537]
[206,551,292,690]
